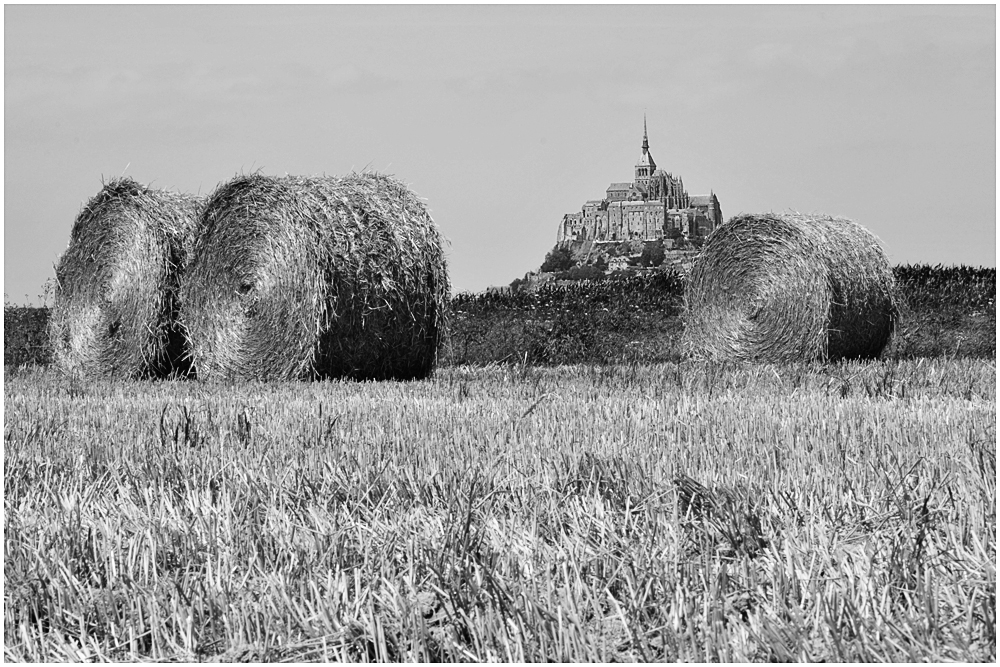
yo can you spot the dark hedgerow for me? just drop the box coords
[447,272,687,365]
[4,306,51,368]
[452,271,684,314]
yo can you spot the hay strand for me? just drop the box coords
[682,212,898,362]
[48,177,203,378]
[180,172,450,382]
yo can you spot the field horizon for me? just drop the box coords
[5,263,995,373]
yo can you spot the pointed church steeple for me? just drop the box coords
[635,114,656,191]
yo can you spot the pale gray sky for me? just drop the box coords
[4,4,995,301]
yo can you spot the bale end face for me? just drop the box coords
[48,177,201,379]
[181,172,450,382]
[682,212,898,363]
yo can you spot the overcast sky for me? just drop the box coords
[4,4,995,302]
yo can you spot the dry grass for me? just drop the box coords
[683,213,899,362]
[180,172,449,382]
[47,178,202,379]
[4,359,995,661]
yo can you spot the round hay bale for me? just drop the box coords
[682,212,898,362]
[180,172,450,382]
[48,177,203,378]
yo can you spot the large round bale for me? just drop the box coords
[180,172,450,382]
[682,212,898,363]
[48,178,202,378]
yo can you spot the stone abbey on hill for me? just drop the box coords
[557,119,722,245]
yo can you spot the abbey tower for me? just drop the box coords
[557,118,722,244]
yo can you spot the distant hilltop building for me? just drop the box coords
[557,118,722,244]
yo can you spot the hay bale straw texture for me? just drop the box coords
[180,172,450,382]
[683,212,898,362]
[48,177,203,378]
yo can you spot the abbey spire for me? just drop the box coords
[635,114,656,189]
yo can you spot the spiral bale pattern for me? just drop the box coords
[180,172,450,382]
[48,178,202,378]
[682,212,898,363]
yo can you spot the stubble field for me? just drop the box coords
[4,358,995,661]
